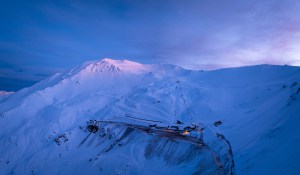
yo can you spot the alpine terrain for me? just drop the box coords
[0,58,300,175]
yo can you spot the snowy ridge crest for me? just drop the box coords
[0,91,14,95]
[72,58,151,76]
[84,59,121,73]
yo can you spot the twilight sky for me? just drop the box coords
[1,0,300,91]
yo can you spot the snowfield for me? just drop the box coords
[0,58,300,175]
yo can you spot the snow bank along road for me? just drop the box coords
[79,119,235,175]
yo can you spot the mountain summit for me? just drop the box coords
[0,59,300,175]
[67,58,151,77]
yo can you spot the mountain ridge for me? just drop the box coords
[0,58,300,175]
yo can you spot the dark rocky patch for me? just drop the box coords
[54,134,68,145]
[214,121,222,127]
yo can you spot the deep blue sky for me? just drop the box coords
[1,0,300,91]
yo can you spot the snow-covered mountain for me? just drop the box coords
[0,58,300,175]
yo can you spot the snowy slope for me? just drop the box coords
[0,91,14,102]
[0,58,300,175]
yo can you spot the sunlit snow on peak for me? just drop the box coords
[84,60,121,73]
[77,58,151,75]
[101,58,151,74]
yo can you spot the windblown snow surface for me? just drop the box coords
[0,58,300,175]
